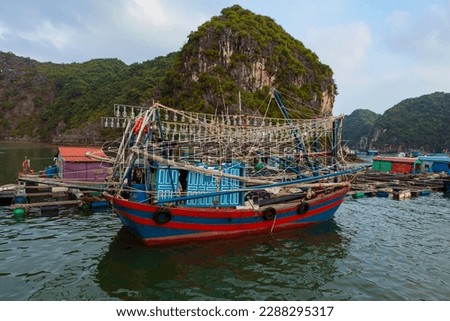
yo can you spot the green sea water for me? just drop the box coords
[0,142,57,185]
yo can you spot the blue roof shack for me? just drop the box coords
[418,155,450,175]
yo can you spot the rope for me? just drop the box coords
[270,212,277,234]
[106,95,354,204]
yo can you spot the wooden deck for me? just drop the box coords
[349,170,447,200]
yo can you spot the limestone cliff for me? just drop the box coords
[0,52,54,140]
[0,6,336,143]
[162,5,336,117]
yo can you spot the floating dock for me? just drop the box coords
[1,179,110,217]
[349,170,447,200]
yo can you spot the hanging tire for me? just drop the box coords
[153,208,172,224]
[262,207,276,220]
[296,202,310,215]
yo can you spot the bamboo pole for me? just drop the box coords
[10,199,83,210]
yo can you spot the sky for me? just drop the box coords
[1,0,450,116]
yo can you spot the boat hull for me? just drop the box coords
[106,184,350,246]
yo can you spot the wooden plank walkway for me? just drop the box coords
[348,170,446,200]
[10,200,83,210]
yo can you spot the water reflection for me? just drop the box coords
[0,142,56,185]
[96,221,349,300]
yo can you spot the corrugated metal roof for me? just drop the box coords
[418,156,450,162]
[373,156,418,163]
[58,146,107,162]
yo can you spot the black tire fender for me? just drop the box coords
[153,207,172,224]
[296,202,310,215]
[262,207,276,220]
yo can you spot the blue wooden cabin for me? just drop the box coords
[418,155,450,175]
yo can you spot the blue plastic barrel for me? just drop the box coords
[45,165,58,177]
[13,195,28,204]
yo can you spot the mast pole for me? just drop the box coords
[272,89,317,176]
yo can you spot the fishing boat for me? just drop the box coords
[103,89,363,246]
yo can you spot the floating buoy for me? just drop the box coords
[352,191,365,199]
[12,207,26,217]
[254,161,264,171]
[376,191,389,198]
[12,195,28,204]
[393,190,411,201]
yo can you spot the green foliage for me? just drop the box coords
[34,54,176,139]
[1,5,335,142]
[344,93,450,152]
[164,5,334,117]
[343,109,381,150]
[13,117,38,137]
[372,92,450,152]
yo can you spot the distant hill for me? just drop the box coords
[0,5,334,144]
[342,109,380,150]
[0,51,176,143]
[343,92,450,153]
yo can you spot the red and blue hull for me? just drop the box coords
[106,184,350,246]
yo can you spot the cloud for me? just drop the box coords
[385,3,450,62]
[119,0,204,37]
[0,0,210,63]
[299,21,375,115]
[365,2,450,114]
[385,10,411,32]
[79,0,208,63]
[304,3,450,115]
[17,20,76,50]
[0,23,9,39]
[1,0,448,116]
[304,21,372,82]
[305,22,372,71]
[125,0,170,28]
[413,63,450,92]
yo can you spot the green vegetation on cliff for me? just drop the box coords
[163,5,334,117]
[343,92,450,152]
[343,109,380,150]
[2,5,336,143]
[0,51,176,141]
[35,55,176,140]
[372,92,449,152]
